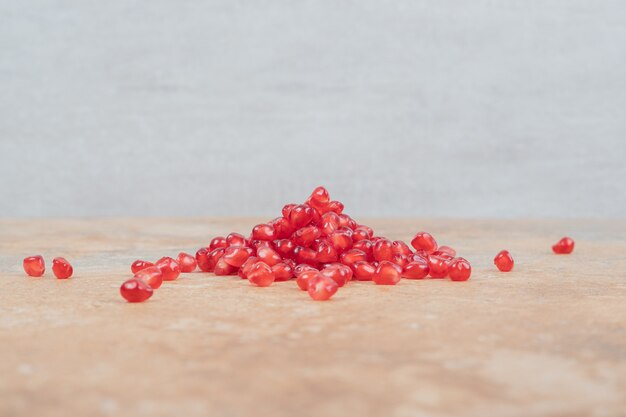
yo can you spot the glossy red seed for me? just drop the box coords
[352,240,373,260]
[373,261,401,285]
[256,245,282,267]
[293,225,321,247]
[205,248,225,272]
[252,223,276,241]
[372,239,394,262]
[282,203,297,219]
[351,228,370,242]
[391,254,408,269]
[427,255,449,278]
[319,212,341,236]
[289,204,315,228]
[315,241,338,263]
[411,232,438,252]
[271,262,294,282]
[177,252,197,273]
[391,241,412,256]
[214,257,236,275]
[195,248,211,272]
[296,270,322,291]
[449,257,472,281]
[340,249,368,269]
[274,239,296,258]
[338,214,356,229]
[494,250,514,272]
[52,257,73,279]
[134,266,163,289]
[294,246,317,266]
[328,230,353,253]
[294,264,317,277]
[222,246,254,268]
[23,255,45,277]
[353,261,376,281]
[327,200,344,214]
[437,245,456,257]
[209,236,228,250]
[320,264,352,287]
[247,262,275,287]
[238,256,258,279]
[226,233,247,247]
[155,257,181,281]
[307,275,339,301]
[120,278,153,303]
[270,217,295,239]
[131,260,154,274]
[402,260,429,279]
[309,186,330,204]
[356,225,374,238]
[552,237,575,254]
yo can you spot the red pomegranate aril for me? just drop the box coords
[134,266,163,289]
[411,232,438,252]
[196,248,211,272]
[320,264,352,287]
[427,255,449,278]
[373,261,401,285]
[309,186,330,205]
[155,257,181,281]
[352,228,370,242]
[177,252,197,273]
[214,257,236,275]
[327,200,344,214]
[308,275,339,301]
[256,245,282,267]
[293,225,321,247]
[353,261,376,281]
[449,257,472,281]
[52,257,73,279]
[23,255,45,277]
[552,237,575,254]
[316,241,338,263]
[391,254,408,269]
[340,249,368,269]
[289,205,315,228]
[296,270,322,291]
[271,217,294,239]
[338,214,356,229]
[274,239,296,258]
[131,260,154,274]
[226,233,247,247]
[432,250,454,260]
[247,262,275,287]
[282,203,296,219]
[356,225,374,238]
[392,241,412,256]
[120,278,153,303]
[238,256,258,279]
[353,240,373,259]
[402,260,429,279]
[494,250,514,272]
[209,236,228,250]
[372,239,394,262]
[252,223,276,241]
[329,230,353,253]
[320,212,341,236]
[294,246,317,266]
[222,246,254,268]
[437,245,457,257]
[294,264,317,277]
[205,248,225,272]
[271,262,294,282]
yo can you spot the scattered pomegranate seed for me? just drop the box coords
[223,246,254,268]
[214,257,236,275]
[320,264,352,287]
[552,237,575,254]
[402,260,429,279]
[196,248,212,272]
[296,270,321,290]
[238,256,258,279]
[177,252,197,273]
[209,236,228,250]
[131,260,154,274]
[205,248,225,272]
[134,266,163,289]
[23,255,45,277]
[411,232,438,252]
[155,257,181,281]
[448,257,472,281]
[307,275,339,301]
[373,260,401,285]
[247,262,275,287]
[120,278,153,303]
[494,250,514,272]
[256,245,282,267]
[272,262,294,282]
[427,255,449,278]
[353,261,376,281]
[52,257,73,279]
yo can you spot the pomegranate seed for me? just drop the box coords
[320,264,352,287]
[437,245,456,257]
[293,225,321,247]
[294,264,317,277]
[432,250,455,260]
[552,237,575,254]
[282,203,297,219]
[352,240,373,260]
[272,262,294,282]
[494,250,514,272]
[315,241,338,263]
[209,236,228,250]
[256,245,282,267]
[353,261,376,281]
[247,262,275,287]
[195,248,211,272]
[356,225,374,238]
[402,260,429,279]
[223,246,254,268]
[177,252,197,273]
[296,270,322,291]
[449,257,472,281]
[391,254,408,269]
[328,230,353,253]
[411,232,438,252]
[270,217,294,239]
[155,257,181,281]
[238,256,258,279]
[338,214,356,229]
[373,261,401,285]
[327,200,344,214]
[309,186,330,205]
[427,255,449,278]
[134,266,163,289]
[294,246,317,266]
[131,260,154,274]
[120,278,153,303]
[252,223,276,241]
[205,248,225,272]
[391,241,412,256]
[351,227,370,242]
[23,255,45,277]
[307,275,339,301]
[288,204,315,228]
[340,249,368,269]
[410,251,429,262]
[214,257,236,275]
[274,239,296,258]
[52,257,73,279]
[372,239,394,262]
[226,233,247,247]
[319,212,340,236]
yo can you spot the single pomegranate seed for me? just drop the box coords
[327,200,344,214]
[372,239,394,262]
[410,252,429,262]
[177,252,197,273]
[391,240,412,256]
[238,256,258,279]
[328,230,353,253]
[271,262,294,282]
[307,275,339,301]
[432,250,455,260]
[340,249,368,269]
[23,255,45,277]
[316,241,338,263]
[226,233,247,247]
[437,245,456,257]
[155,257,181,281]
[338,214,356,229]
[195,248,211,272]
[52,257,73,279]
[296,270,322,291]
[294,246,317,266]
[320,264,352,287]
[309,186,330,205]
[293,225,321,247]
[352,240,373,260]
[131,260,154,274]
[294,264,317,277]
[209,236,228,250]
[352,227,370,242]
[270,217,294,239]
[256,245,282,267]
[391,254,408,269]
[222,246,254,268]
[289,204,315,228]
[134,266,163,289]
[274,239,296,258]
[282,203,297,219]
[353,261,376,281]
[205,248,225,272]
[449,257,472,281]
[319,212,341,236]
[356,225,374,238]
[247,262,275,287]
[214,257,236,275]
[427,255,449,278]
[373,261,401,285]
[411,232,438,252]
[120,278,153,303]
[494,250,514,272]
[402,260,429,279]
[552,237,575,254]
[252,223,276,241]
